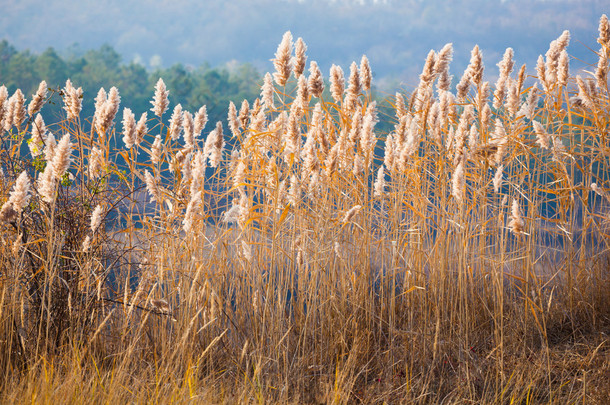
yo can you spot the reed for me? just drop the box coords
[0,17,609,404]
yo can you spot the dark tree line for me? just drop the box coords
[0,40,262,131]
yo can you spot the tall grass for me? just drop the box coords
[1,18,609,404]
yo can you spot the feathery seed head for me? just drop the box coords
[273,31,293,86]
[509,198,525,235]
[1,171,31,220]
[29,114,47,157]
[169,104,183,141]
[151,135,163,165]
[88,146,104,179]
[51,133,73,179]
[374,165,385,197]
[342,205,362,224]
[121,108,136,149]
[434,43,453,78]
[144,170,161,202]
[194,105,208,136]
[330,64,345,103]
[238,100,250,129]
[135,112,148,146]
[151,78,169,117]
[261,72,275,110]
[360,55,372,91]
[62,80,83,121]
[419,50,437,88]
[308,61,324,98]
[532,120,550,149]
[293,37,307,77]
[452,161,465,204]
[493,164,503,193]
[28,80,47,116]
[599,14,610,48]
[90,204,103,233]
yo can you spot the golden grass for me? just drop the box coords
[1,19,610,404]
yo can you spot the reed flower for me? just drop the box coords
[98,87,121,133]
[169,104,183,141]
[261,72,275,110]
[44,132,57,163]
[92,87,107,129]
[395,92,406,121]
[90,204,103,233]
[558,51,569,87]
[29,114,47,157]
[135,112,148,146]
[505,79,520,117]
[383,134,396,172]
[419,50,436,90]
[293,37,307,77]
[352,154,364,176]
[122,108,136,149]
[241,240,253,262]
[330,64,345,104]
[451,161,465,204]
[151,78,169,117]
[144,170,161,202]
[576,76,595,109]
[288,175,301,206]
[519,83,539,119]
[545,30,570,84]
[532,120,550,149]
[151,135,163,165]
[494,48,514,109]
[342,205,362,224]
[190,151,206,196]
[28,80,47,116]
[469,45,484,86]
[434,43,453,79]
[228,102,239,137]
[456,68,471,102]
[551,135,566,162]
[62,80,83,121]
[374,165,385,197]
[493,165,503,193]
[51,133,73,179]
[508,198,525,235]
[183,191,202,234]
[37,165,56,204]
[194,105,208,136]
[360,55,372,92]
[273,31,293,86]
[591,182,606,199]
[595,50,608,89]
[88,146,104,179]
[284,106,301,159]
[204,122,224,168]
[492,119,507,165]
[238,100,250,129]
[599,14,610,48]
[0,86,8,126]
[295,75,309,113]
[360,112,377,166]
[82,235,91,252]
[0,171,31,222]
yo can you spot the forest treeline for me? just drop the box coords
[0,40,262,130]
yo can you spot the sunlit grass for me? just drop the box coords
[1,18,609,404]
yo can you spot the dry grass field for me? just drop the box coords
[1,16,609,404]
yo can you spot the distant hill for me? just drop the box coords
[0,0,606,89]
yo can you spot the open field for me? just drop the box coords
[1,17,610,404]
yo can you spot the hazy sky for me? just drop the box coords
[1,0,606,87]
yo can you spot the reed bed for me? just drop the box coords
[1,17,609,404]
